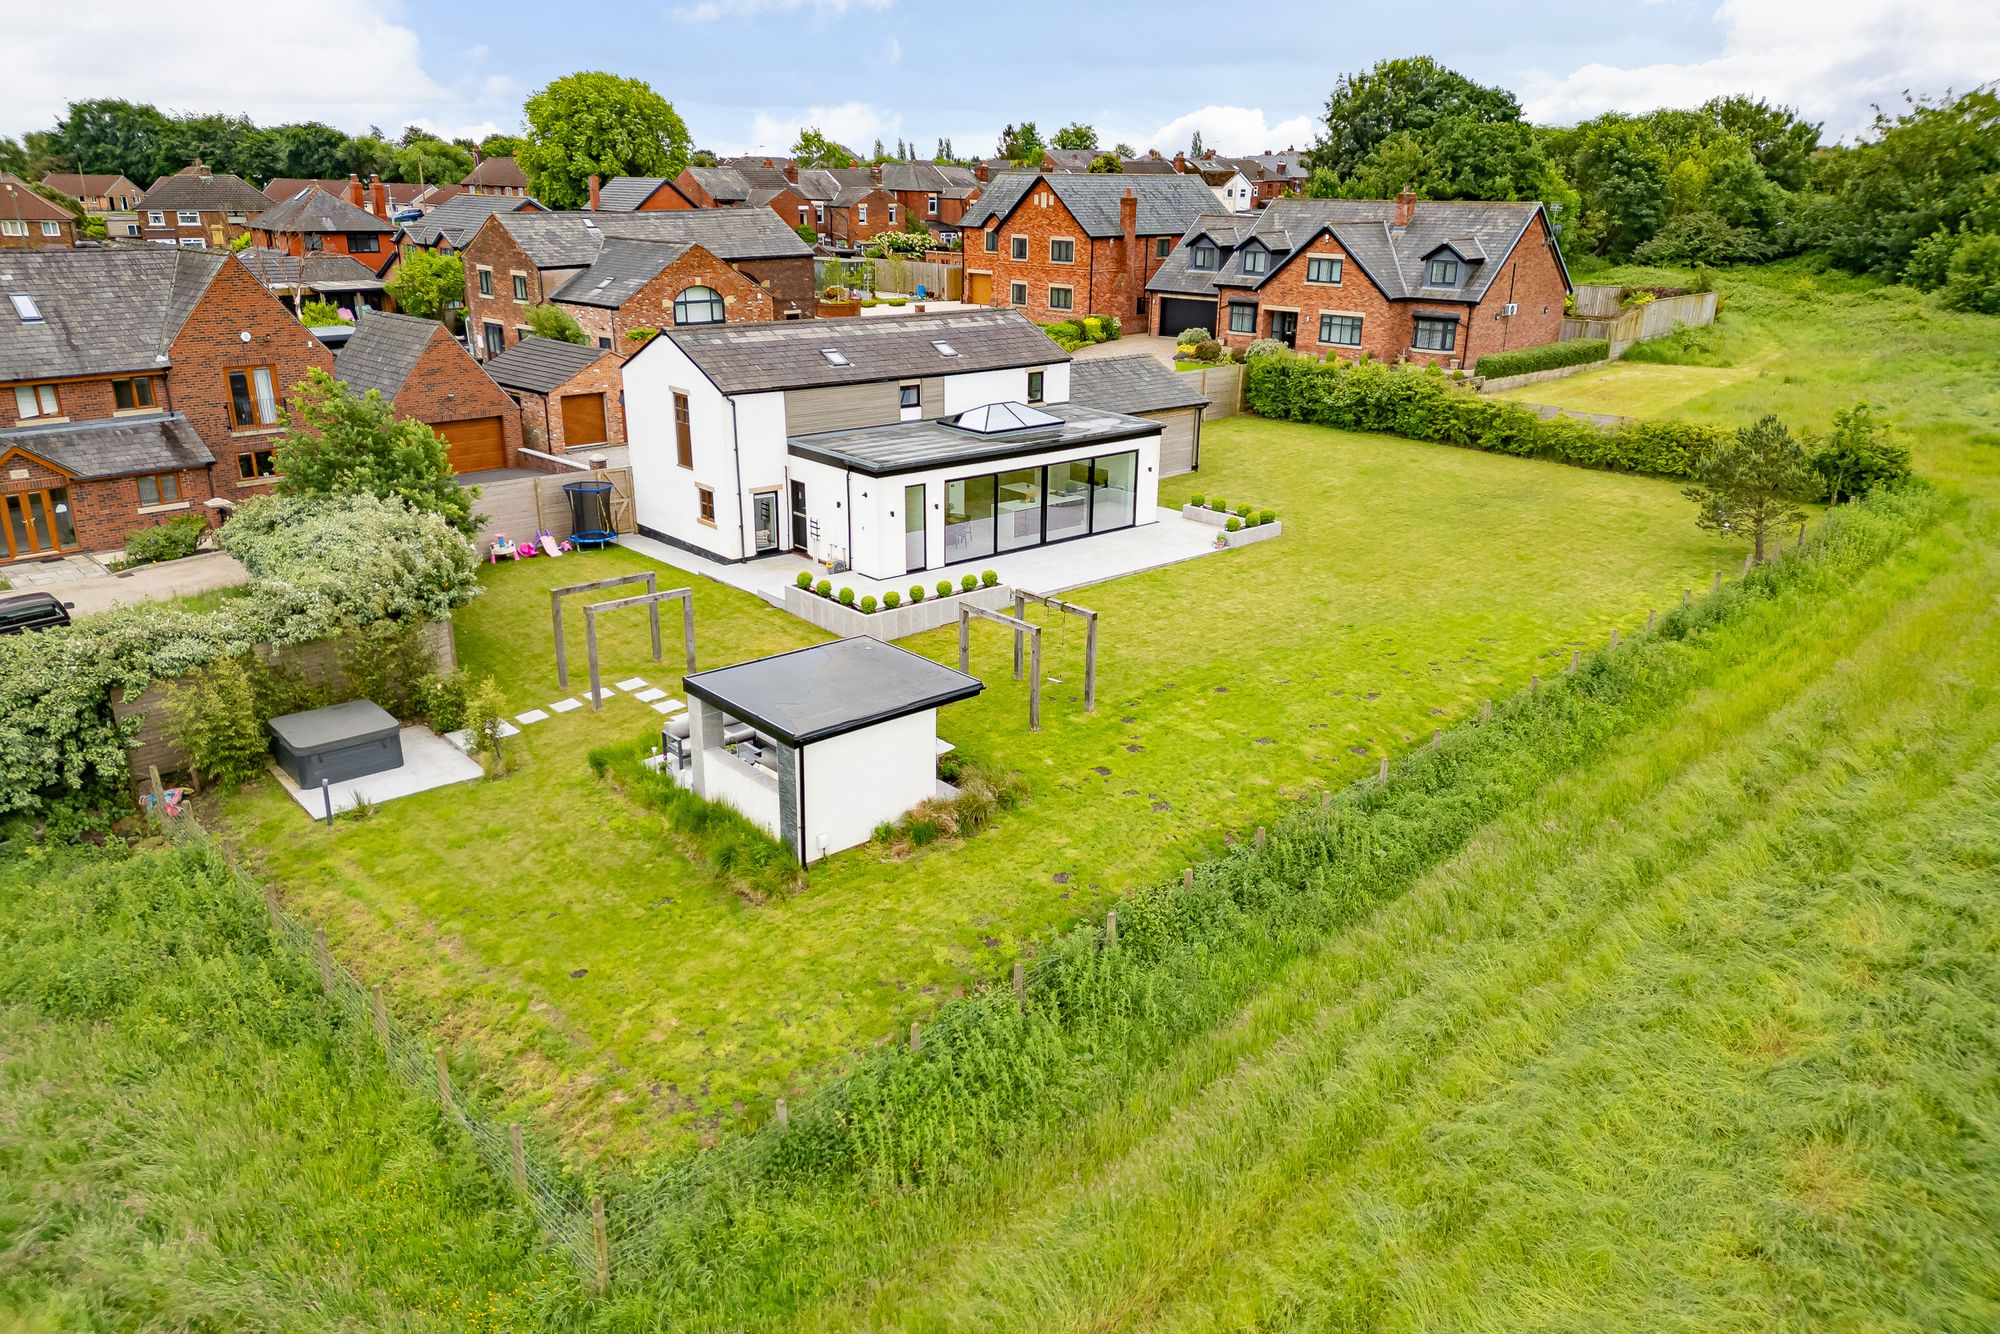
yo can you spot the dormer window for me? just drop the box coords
[1190,240,1218,270]
[1427,257,1460,286]
[1241,246,1268,275]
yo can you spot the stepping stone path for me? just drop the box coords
[650,698,684,715]
[514,709,550,725]
[493,721,520,739]
[585,687,617,704]
[635,687,668,702]
[550,698,583,714]
[616,677,649,691]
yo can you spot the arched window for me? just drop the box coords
[673,286,725,326]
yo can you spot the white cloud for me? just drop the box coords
[670,0,890,21]
[742,101,902,158]
[886,35,902,65]
[1111,105,1319,158]
[1521,0,2000,139]
[1,2,508,142]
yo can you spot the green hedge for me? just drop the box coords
[1474,338,1610,380]
[1245,356,1727,480]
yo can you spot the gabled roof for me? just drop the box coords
[597,177,675,211]
[0,248,226,381]
[261,178,425,206]
[549,238,698,307]
[462,157,530,190]
[1069,354,1211,416]
[401,193,542,249]
[250,187,395,235]
[485,208,813,270]
[829,179,890,207]
[234,248,387,293]
[878,161,981,196]
[1119,157,1180,175]
[0,174,72,223]
[0,412,213,479]
[965,172,1220,239]
[41,173,138,198]
[652,308,1064,396]
[684,166,752,202]
[334,310,448,398]
[482,335,611,394]
[138,170,270,215]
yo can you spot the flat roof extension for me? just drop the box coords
[681,637,983,748]
[789,401,1159,478]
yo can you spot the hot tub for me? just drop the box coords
[268,700,404,788]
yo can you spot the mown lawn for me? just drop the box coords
[222,412,1733,1164]
[1492,360,1755,417]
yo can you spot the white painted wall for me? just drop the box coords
[623,337,742,559]
[701,746,782,839]
[801,709,937,861]
[940,363,1068,414]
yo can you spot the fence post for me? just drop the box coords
[774,1098,789,1131]
[1378,757,1389,784]
[1183,866,1194,888]
[1105,909,1118,946]
[1431,728,1441,748]
[1531,673,1540,691]
[1481,699,1492,722]
[434,1048,453,1110]
[146,764,166,818]
[262,881,283,931]
[1013,960,1027,1012]
[592,1194,610,1293]
[1028,631,1042,733]
[370,983,391,1052]
[1609,628,1619,648]
[1568,650,1580,674]
[509,1122,527,1194]
[1012,593,1025,680]
[1713,570,1722,594]
[1743,550,1755,575]
[1253,825,1266,849]
[1646,609,1656,632]
[909,1021,922,1053]
[1683,588,1692,606]
[311,927,335,994]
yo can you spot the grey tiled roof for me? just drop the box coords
[657,308,1066,395]
[249,187,394,234]
[482,335,610,394]
[334,310,444,398]
[1069,354,1211,416]
[0,247,225,380]
[597,177,673,211]
[788,400,1156,478]
[964,172,1219,238]
[1131,212,1244,297]
[0,412,213,479]
[137,170,270,215]
[234,248,387,292]
[1119,157,1180,175]
[879,161,980,195]
[492,208,813,270]
[401,193,540,249]
[686,166,751,202]
[548,238,690,307]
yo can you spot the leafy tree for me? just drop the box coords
[1336,117,1570,211]
[792,127,849,168]
[164,656,268,790]
[393,136,474,187]
[688,148,720,167]
[1088,152,1122,174]
[996,122,1044,166]
[1940,232,2000,314]
[934,137,956,163]
[517,71,692,209]
[0,136,25,177]
[793,221,819,244]
[1633,210,1774,265]
[275,369,475,534]
[1683,413,1812,563]
[1051,122,1098,151]
[299,299,351,327]
[523,304,587,344]
[1189,130,1204,158]
[1808,403,1911,503]
[1702,94,1821,193]
[50,98,174,182]
[1112,142,1137,158]
[1306,56,1520,183]
[1564,116,1671,255]
[160,112,258,179]
[477,133,525,160]
[269,122,349,179]
[337,134,399,181]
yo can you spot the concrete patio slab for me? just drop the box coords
[635,687,667,702]
[271,727,481,817]
[615,677,649,690]
[550,698,583,713]
[514,709,550,725]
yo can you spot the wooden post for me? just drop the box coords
[1569,650,1580,674]
[1431,728,1441,748]
[774,1098,789,1131]
[586,613,603,712]
[261,881,283,931]
[1183,866,1194,888]
[146,764,166,817]
[1683,588,1692,606]
[434,1048,452,1109]
[552,591,566,687]
[1609,628,1619,648]
[1713,570,1722,593]
[370,984,390,1052]
[591,1194,610,1293]
[1378,757,1389,783]
[311,928,335,994]
[1253,825,1266,849]
[1481,700,1492,722]
[1012,593,1025,680]
[681,595,697,673]
[1028,630,1042,732]
[1531,673,1540,691]
[1646,609,1656,632]
[1796,523,1807,552]
[648,591,663,665]
[1743,549,1755,575]
[1105,909,1117,945]
[1082,613,1099,714]
[508,1122,527,1194]
[1012,960,1026,1012]
[909,1021,922,1053]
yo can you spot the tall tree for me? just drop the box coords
[996,122,1044,166]
[792,127,849,167]
[478,133,525,160]
[393,137,475,187]
[1087,152,1122,174]
[1112,141,1137,158]
[49,98,174,183]
[1306,56,1520,183]
[1563,115,1671,255]
[383,249,466,320]
[1051,122,1098,151]
[1701,94,1820,193]
[270,122,349,179]
[1189,130,1204,158]
[1683,414,1812,564]
[337,135,399,181]
[274,370,476,535]
[1332,117,1576,222]
[516,71,691,209]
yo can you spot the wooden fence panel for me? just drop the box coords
[473,467,634,549]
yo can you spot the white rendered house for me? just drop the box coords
[620,310,1164,581]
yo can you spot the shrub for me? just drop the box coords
[1810,402,1914,502]
[422,670,473,733]
[1101,314,1120,340]
[1225,516,1242,532]
[937,580,953,599]
[298,298,350,328]
[1192,339,1222,362]
[1176,327,1213,346]
[1188,493,1205,509]
[1079,316,1107,342]
[1473,338,1610,380]
[909,585,925,603]
[123,513,207,565]
[336,618,439,719]
[1234,504,1252,518]
[162,656,266,790]
[980,570,998,587]
[1208,496,1226,512]
[1940,233,2000,315]
[466,677,510,776]
[886,297,908,307]
[960,574,978,592]
[822,285,843,300]
[1257,509,1276,526]
[796,571,814,589]
[815,578,832,598]
[1229,347,1249,364]
[882,591,901,609]
[859,595,877,613]
[837,587,855,606]
[1044,320,1083,344]
[1243,338,1289,360]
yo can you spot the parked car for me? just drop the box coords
[0,591,74,634]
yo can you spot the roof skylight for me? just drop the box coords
[950,401,1062,435]
[932,340,958,357]
[9,293,42,323]
[820,348,850,366]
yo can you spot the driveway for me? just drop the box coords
[59,551,251,616]
[1072,334,1180,366]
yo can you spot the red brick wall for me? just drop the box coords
[1459,212,1568,368]
[248,227,391,269]
[460,224,553,359]
[828,188,900,245]
[0,220,75,250]
[735,257,815,320]
[761,186,816,234]
[0,375,165,430]
[968,186,1172,324]
[0,446,217,560]
[137,210,244,247]
[514,357,626,457]
[558,243,775,357]
[388,327,523,467]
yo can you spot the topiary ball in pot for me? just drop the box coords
[859,594,877,613]
[796,571,814,588]
[1258,509,1276,527]
[937,580,954,598]
[961,574,978,592]
[909,584,925,603]
[1225,516,1243,532]
[838,587,855,606]
[980,570,998,587]
[815,578,832,598]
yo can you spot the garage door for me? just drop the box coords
[966,272,992,306]
[435,416,505,473]
[559,392,608,446]
[1157,297,1217,341]
[1154,409,1199,477]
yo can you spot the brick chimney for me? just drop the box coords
[783,161,798,184]
[1393,185,1418,229]
[587,173,601,210]
[762,158,774,168]
[1173,151,1186,172]
[1118,188,1140,320]
[870,163,883,185]
[973,161,988,183]
[368,173,388,221]
[346,174,364,209]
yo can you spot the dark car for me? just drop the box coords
[0,591,75,634]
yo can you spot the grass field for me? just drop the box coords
[1492,360,1755,417]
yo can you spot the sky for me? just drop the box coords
[6,0,1998,156]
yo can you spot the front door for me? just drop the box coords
[752,492,780,555]
[1270,311,1298,348]
[904,483,926,572]
[789,479,808,553]
[3,488,79,560]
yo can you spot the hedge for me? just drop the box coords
[1245,355,1727,480]
[1473,338,1611,380]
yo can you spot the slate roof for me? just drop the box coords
[234,248,387,293]
[685,166,752,202]
[1146,196,1563,303]
[1120,157,1180,175]
[1068,354,1211,416]
[1043,148,1098,173]
[655,308,1065,396]
[489,208,813,270]
[0,174,72,222]
[462,157,530,190]
[138,170,270,215]
[548,238,697,307]
[333,310,445,398]
[878,161,981,197]
[789,400,1158,477]
[481,335,609,394]
[0,247,225,380]
[597,177,674,211]
[249,187,395,235]
[0,412,213,479]
[401,193,540,249]
[964,172,1220,238]
[682,636,982,748]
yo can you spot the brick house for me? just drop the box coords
[461,156,531,197]
[825,180,901,246]
[334,311,522,474]
[482,336,624,460]
[962,172,1217,324]
[549,240,775,354]
[246,180,397,275]
[0,248,334,562]
[0,175,77,249]
[596,176,697,211]
[235,249,392,318]
[260,177,427,212]
[398,193,543,255]
[1147,191,1571,368]
[135,164,270,248]
[40,172,142,214]
[458,209,815,363]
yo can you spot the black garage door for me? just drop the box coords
[1157,297,1218,340]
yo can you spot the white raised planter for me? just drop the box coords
[1217,520,1282,549]
[783,582,1015,641]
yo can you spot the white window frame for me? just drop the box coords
[887,202,897,225]
[0,219,25,237]
[176,210,200,226]
[39,220,61,237]
[813,201,825,225]
[857,203,868,225]
[1010,235,1028,261]
[178,238,206,249]
[1047,284,1074,311]
[926,193,939,215]
[147,210,165,226]
[798,205,810,226]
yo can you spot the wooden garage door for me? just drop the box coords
[559,392,608,446]
[966,272,992,306]
[1156,409,1198,477]
[435,416,504,473]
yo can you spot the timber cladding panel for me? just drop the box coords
[784,382,901,434]
[472,466,635,549]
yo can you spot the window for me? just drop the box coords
[927,193,939,215]
[1412,316,1458,351]
[856,204,868,226]
[886,202,896,225]
[9,293,42,322]
[1241,247,1268,275]
[1318,313,1363,346]
[178,238,205,249]
[1156,237,1172,258]
[696,485,716,524]
[820,348,849,366]
[985,228,998,253]
[1010,235,1027,261]
[1190,240,1218,270]
[942,449,1139,562]
[0,220,26,238]
[1427,257,1460,286]
[482,321,504,359]
[1306,256,1342,284]
[673,285,726,326]
[226,367,278,428]
[1009,281,1028,307]
[136,473,181,506]
[798,205,810,226]
[237,449,277,480]
[674,391,693,468]
[1047,285,1074,311]
[512,273,528,302]
[112,377,157,411]
[597,337,611,349]
[477,267,493,296]
[303,233,324,252]
[176,210,200,226]
[1049,238,1074,264]
[813,201,826,225]
[350,233,380,254]
[40,221,61,237]
[13,384,60,419]
[899,383,920,410]
[1228,302,1256,334]
[1027,370,1044,403]
[147,210,165,226]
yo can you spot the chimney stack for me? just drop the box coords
[368,173,388,221]
[587,173,601,210]
[347,174,364,209]
[1393,185,1417,229]
[973,161,988,183]
[1118,189,1140,322]
[783,161,798,184]
[870,163,882,185]
[1172,151,1186,172]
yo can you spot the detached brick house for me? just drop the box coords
[261,177,426,212]
[1148,191,1571,368]
[334,311,522,474]
[482,336,624,459]
[0,248,333,562]
[41,172,142,214]
[880,161,982,234]
[246,181,397,274]
[963,172,1217,324]
[135,164,270,248]
[0,175,77,249]
[458,209,815,363]
[461,156,531,197]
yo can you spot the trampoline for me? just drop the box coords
[564,481,618,548]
